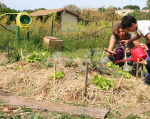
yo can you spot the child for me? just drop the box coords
[138,43,150,84]
[121,15,150,77]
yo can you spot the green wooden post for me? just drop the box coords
[27,30,29,43]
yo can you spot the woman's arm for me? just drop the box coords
[107,38,115,57]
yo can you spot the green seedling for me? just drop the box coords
[13,66,19,70]
[50,71,64,80]
[78,73,82,77]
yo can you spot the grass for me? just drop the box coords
[62,48,105,60]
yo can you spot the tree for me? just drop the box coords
[64,4,81,15]
[142,7,149,9]
[0,2,7,8]
[123,5,140,10]
[117,7,122,10]
[97,7,106,12]
[147,0,150,9]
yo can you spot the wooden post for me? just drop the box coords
[136,58,139,80]
[19,60,29,84]
[50,50,52,55]
[116,75,124,91]
[141,64,144,78]
[84,61,88,97]
[101,47,106,62]
[54,61,56,84]
[51,17,53,36]
[7,45,9,57]
[9,43,10,56]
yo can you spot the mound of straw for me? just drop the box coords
[0,60,150,112]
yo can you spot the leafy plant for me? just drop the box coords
[83,49,110,75]
[91,75,114,90]
[64,57,78,67]
[42,59,54,68]
[26,51,50,63]
[50,71,64,80]
[106,61,131,78]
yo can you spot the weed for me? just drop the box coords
[21,107,32,112]
[0,99,6,106]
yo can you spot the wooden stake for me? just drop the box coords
[21,48,23,60]
[19,60,29,84]
[84,61,88,97]
[9,43,10,56]
[116,75,124,91]
[125,51,127,66]
[101,47,106,62]
[54,61,56,84]
[7,44,9,57]
[136,58,139,80]
[141,64,144,79]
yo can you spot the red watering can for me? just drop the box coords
[116,44,147,64]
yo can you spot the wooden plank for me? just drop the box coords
[120,104,150,118]
[0,91,109,119]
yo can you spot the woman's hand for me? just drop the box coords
[120,40,129,45]
[107,51,114,57]
[124,48,131,53]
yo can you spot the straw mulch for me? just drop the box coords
[0,53,8,64]
[0,60,150,113]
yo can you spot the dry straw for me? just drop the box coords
[0,60,150,113]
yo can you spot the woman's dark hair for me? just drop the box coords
[121,15,137,29]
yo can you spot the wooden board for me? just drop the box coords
[0,90,109,119]
[42,36,63,50]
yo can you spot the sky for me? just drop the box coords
[2,0,148,10]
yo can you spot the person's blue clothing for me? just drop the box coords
[146,44,150,77]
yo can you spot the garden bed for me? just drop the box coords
[0,59,150,114]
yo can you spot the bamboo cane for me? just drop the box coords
[101,47,106,62]
[54,61,56,84]
[141,64,144,78]
[19,60,29,84]
[116,75,124,91]
[21,48,23,60]
[84,61,88,97]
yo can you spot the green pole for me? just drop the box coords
[27,30,29,43]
